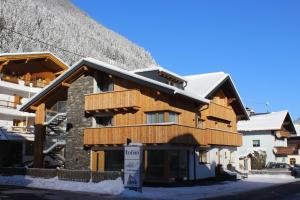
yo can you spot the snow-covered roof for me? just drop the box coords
[184,72,249,120]
[0,51,69,69]
[132,65,187,83]
[238,111,291,132]
[184,72,229,97]
[20,58,210,111]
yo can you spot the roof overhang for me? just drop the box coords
[205,75,249,120]
[20,58,209,112]
[0,52,69,72]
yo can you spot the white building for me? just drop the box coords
[0,52,68,166]
[237,111,296,170]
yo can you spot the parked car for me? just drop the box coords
[265,162,292,173]
[291,164,300,177]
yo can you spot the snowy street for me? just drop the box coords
[1,179,300,200]
[0,175,299,199]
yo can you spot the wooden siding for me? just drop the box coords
[112,77,199,127]
[202,102,236,122]
[84,89,141,111]
[84,124,242,147]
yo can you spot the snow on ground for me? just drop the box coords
[0,175,298,199]
[122,175,298,200]
[0,176,124,195]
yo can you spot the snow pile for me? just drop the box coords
[239,147,266,159]
[0,176,124,195]
[122,175,297,200]
[0,174,297,199]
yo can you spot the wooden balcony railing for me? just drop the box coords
[84,89,141,112]
[276,130,291,138]
[203,103,236,122]
[84,124,242,147]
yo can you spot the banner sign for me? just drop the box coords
[124,144,143,192]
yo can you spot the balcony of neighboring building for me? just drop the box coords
[275,130,291,138]
[0,97,35,120]
[83,123,242,147]
[0,75,42,96]
[84,89,141,113]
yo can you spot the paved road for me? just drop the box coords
[0,185,143,200]
[209,180,300,200]
[1,182,300,200]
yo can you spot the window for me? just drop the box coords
[95,73,114,92]
[196,114,204,128]
[146,111,179,124]
[253,140,260,147]
[199,150,208,164]
[169,112,178,123]
[146,112,164,124]
[95,116,114,127]
[290,158,296,165]
[158,112,164,123]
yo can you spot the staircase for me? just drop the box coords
[44,113,67,135]
[42,101,67,167]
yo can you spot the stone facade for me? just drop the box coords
[65,72,94,170]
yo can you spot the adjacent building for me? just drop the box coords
[238,110,296,170]
[20,57,248,182]
[0,52,68,166]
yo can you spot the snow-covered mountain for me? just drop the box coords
[0,0,157,69]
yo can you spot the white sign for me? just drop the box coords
[124,144,143,191]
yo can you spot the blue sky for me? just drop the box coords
[71,0,300,119]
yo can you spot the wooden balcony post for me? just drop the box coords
[33,103,46,168]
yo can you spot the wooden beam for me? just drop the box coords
[61,82,71,88]
[0,60,9,72]
[54,70,66,76]
[33,103,46,168]
[30,106,38,111]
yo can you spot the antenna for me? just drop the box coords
[266,102,270,113]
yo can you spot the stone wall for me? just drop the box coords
[65,72,94,170]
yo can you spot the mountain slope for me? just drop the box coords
[0,0,157,69]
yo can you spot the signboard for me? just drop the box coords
[124,144,143,192]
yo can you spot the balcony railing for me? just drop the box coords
[84,89,141,112]
[202,102,236,122]
[9,126,34,134]
[0,99,17,109]
[275,130,291,138]
[84,124,242,147]
[0,74,51,88]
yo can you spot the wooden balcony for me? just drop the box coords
[84,90,141,112]
[276,130,291,138]
[203,103,236,122]
[84,124,242,147]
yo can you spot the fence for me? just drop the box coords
[0,168,121,182]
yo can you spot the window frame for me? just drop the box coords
[252,140,260,147]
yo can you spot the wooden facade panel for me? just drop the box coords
[84,125,242,147]
[112,77,199,127]
[84,89,141,111]
[202,102,236,122]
